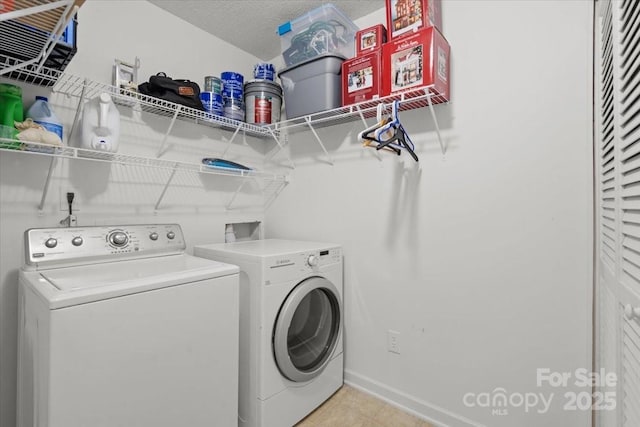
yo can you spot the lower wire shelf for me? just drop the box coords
[0,138,289,211]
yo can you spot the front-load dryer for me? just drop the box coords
[194,239,343,427]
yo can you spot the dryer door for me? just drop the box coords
[273,276,341,383]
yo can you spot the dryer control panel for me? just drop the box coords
[24,224,186,269]
[266,247,342,283]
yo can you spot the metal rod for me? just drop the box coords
[37,157,57,212]
[264,181,289,211]
[304,116,334,165]
[355,104,368,128]
[226,180,248,210]
[154,163,179,210]
[266,127,295,169]
[221,122,243,158]
[67,78,88,144]
[157,106,181,158]
[425,90,446,155]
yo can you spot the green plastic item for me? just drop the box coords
[0,83,23,148]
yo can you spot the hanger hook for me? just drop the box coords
[376,102,385,122]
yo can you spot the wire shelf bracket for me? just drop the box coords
[154,163,178,211]
[37,156,58,212]
[220,121,244,159]
[157,106,181,158]
[67,78,88,144]
[423,89,446,156]
[226,180,248,211]
[304,116,334,165]
[266,127,295,169]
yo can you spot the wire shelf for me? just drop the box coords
[0,52,63,86]
[268,85,449,133]
[0,0,80,83]
[52,73,275,138]
[0,54,275,138]
[0,138,288,182]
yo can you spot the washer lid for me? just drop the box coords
[23,254,239,309]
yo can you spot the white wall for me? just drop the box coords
[0,2,266,426]
[1,1,594,426]
[265,1,593,426]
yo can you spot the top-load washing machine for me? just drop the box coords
[194,239,343,427]
[18,224,240,427]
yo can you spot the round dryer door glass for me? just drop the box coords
[273,277,341,383]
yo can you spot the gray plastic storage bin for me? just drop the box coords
[278,54,345,119]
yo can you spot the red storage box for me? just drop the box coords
[386,0,442,40]
[342,49,383,106]
[355,24,387,55]
[381,26,450,100]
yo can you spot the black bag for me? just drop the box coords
[138,72,204,111]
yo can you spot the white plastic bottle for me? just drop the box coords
[26,96,63,141]
[80,93,120,152]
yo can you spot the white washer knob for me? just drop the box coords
[149,232,159,241]
[71,236,83,246]
[307,255,318,267]
[45,238,57,248]
[109,231,128,247]
[167,231,176,240]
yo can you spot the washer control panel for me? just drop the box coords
[24,224,186,268]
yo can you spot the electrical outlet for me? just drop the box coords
[387,330,400,354]
[60,189,80,212]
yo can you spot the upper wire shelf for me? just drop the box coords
[263,85,449,164]
[267,86,449,133]
[0,52,275,138]
[52,73,275,138]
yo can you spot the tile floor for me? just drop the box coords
[295,385,434,427]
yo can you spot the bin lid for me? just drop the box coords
[278,53,346,76]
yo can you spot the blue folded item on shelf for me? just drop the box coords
[202,158,252,171]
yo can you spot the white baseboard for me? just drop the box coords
[344,369,485,427]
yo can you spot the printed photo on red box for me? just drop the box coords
[348,68,374,93]
[342,50,383,106]
[361,31,378,50]
[390,45,423,92]
[356,25,387,55]
[386,0,442,40]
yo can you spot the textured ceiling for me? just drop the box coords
[147,1,383,61]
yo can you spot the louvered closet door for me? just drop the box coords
[596,1,640,427]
